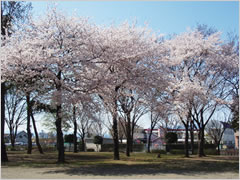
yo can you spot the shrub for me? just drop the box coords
[151,149,167,154]
[64,134,74,143]
[170,149,185,154]
[204,148,217,155]
[165,132,178,144]
[93,136,103,145]
[42,146,57,152]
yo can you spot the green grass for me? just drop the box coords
[2,151,239,176]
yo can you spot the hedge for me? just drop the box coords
[166,143,216,150]
[101,144,144,152]
[166,143,217,155]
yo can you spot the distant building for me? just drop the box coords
[143,128,166,150]
[221,128,235,149]
[16,131,28,144]
[39,130,49,139]
[133,126,146,143]
[5,131,28,145]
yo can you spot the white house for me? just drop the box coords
[5,131,29,145]
[85,137,114,152]
[15,131,28,145]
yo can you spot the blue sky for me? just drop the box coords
[31,1,239,39]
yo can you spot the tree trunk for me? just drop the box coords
[112,105,120,160]
[217,143,220,155]
[147,131,152,153]
[30,111,43,154]
[73,106,78,153]
[81,137,85,151]
[190,120,194,154]
[56,104,65,162]
[126,113,131,157]
[198,110,206,157]
[26,94,32,154]
[184,122,189,157]
[201,127,206,156]
[130,121,135,152]
[129,136,133,153]
[197,129,201,157]
[9,126,15,150]
[198,127,205,157]
[10,131,15,150]
[55,70,65,163]
[1,82,8,162]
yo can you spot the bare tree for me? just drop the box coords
[76,102,98,152]
[206,115,230,155]
[77,116,92,152]
[143,87,169,153]
[90,112,107,137]
[147,108,162,153]
[5,85,26,149]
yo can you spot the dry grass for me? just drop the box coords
[1,151,239,177]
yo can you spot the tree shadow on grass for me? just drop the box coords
[2,152,113,168]
[65,153,111,161]
[41,159,239,177]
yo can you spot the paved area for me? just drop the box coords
[1,166,239,179]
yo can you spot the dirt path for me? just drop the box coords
[1,167,239,179]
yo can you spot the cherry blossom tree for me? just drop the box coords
[164,29,238,157]
[1,8,105,162]
[218,33,239,132]
[96,22,162,160]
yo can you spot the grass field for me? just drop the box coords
[1,151,239,179]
